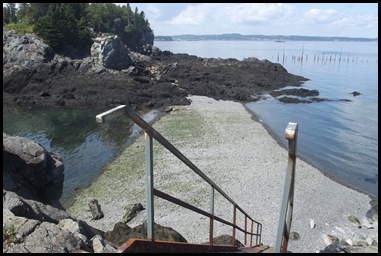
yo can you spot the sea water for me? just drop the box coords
[154,40,378,199]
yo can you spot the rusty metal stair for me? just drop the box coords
[114,238,274,253]
[91,106,299,254]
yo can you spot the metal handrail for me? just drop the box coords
[96,105,263,248]
[274,122,298,253]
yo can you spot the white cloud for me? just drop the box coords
[128,3,377,38]
[304,8,338,22]
[169,4,213,25]
[333,14,377,28]
[302,7,378,37]
[167,3,295,26]
[224,3,294,24]
[144,4,162,20]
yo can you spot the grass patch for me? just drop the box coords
[5,22,34,34]
[67,138,147,216]
[155,107,206,144]
[3,224,16,244]
[67,106,212,216]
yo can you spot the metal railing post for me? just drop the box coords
[244,216,247,246]
[145,133,154,240]
[250,221,254,247]
[232,206,236,247]
[256,224,260,245]
[274,122,298,253]
[209,186,215,245]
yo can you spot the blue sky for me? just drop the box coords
[127,3,378,38]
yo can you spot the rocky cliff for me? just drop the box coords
[3,29,316,112]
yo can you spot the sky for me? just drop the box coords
[126,3,378,38]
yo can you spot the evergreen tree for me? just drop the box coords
[34,3,92,55]
[29,3,51,24]
[3,3,17,24]
[16,3,31,23]
[3,6,11,24]
[5,2,154,56]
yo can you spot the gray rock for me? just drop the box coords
[103,221,187,247]
[88,199,104,220]
[121,203,144,223]
[90,234,117,253]
[210,234,244,247]
[91,35,133,71]
[347,215,362,228]
[21,221,86,253]
[3,133,64,205]
[3,208,90,253]
[3,190,71,223]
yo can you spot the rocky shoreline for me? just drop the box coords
[5,28,348,114]
[3,97,378,253]
[3,29,376,253]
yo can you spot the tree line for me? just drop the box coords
[3,3,154,57]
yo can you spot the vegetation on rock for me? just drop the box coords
[3,3,154,56]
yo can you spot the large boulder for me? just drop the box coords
[2,190,111,253]
[3,30,55,93]
[103,221,187,247]
[2,30,137,97]
[3,133,64,206]
[2,30,55,71]
[3,208,85,253]
[91,35,134,72]
[3,190,70,223]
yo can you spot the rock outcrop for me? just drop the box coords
[3,29,314,112]
[3,132,64,207]
[3,190,114,253]
[2,133,188,253]
[90,35,134,72]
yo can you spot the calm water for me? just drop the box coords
[154,40,378,199]
[3,40,378,208]
[3,105,164,207]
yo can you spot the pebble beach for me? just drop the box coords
[66,95,377,253]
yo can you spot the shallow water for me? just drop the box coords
[3,105,164,207]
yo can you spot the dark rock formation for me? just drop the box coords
[122,203,145,223]
[270,88,319,97]
[271,88,354,103]
[3,29,310,112]
[3,190,70,223]
[103,221,188,247]
[3,132,64,207]
[319,239,378,253]
[3,190,104,253]
[350,91,361,96]
[88,199,104,220]
[278,96,352,104]
[208,234,245,247]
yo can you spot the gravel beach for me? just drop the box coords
[66,95,377,253]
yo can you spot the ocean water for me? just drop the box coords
[3,40,378,209]
[154,40,378,199]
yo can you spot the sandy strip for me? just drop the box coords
[67,95,377,253]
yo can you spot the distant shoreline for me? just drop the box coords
[154,33,378,42]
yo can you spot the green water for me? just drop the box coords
[3,105,139,208]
